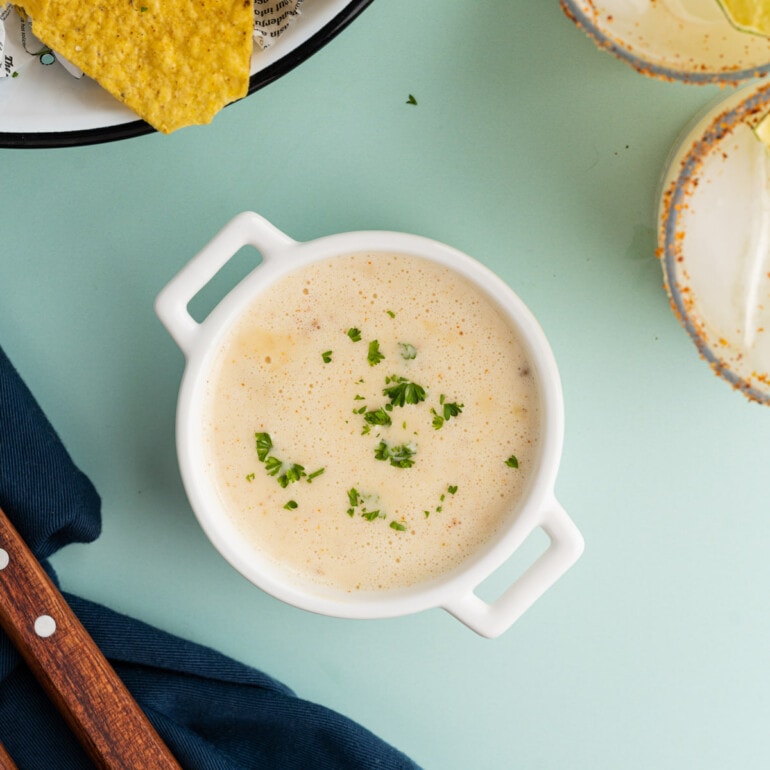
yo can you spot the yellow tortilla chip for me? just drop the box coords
[24,0,253,134]
[15,1,49,20]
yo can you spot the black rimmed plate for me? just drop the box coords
[0,0,373,149]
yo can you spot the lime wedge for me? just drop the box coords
[752,110,770,148]
[718,0,770,35]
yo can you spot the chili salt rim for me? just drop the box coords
[560,0,770,85]
[659,81,770,404]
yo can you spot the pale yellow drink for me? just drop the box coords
[202,252,540,592]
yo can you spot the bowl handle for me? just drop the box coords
[155,211,296,355]
[442,498,584,638]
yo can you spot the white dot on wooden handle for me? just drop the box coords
[34,615,56,638]
[0,549,8,570]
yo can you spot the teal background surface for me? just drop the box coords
[2,1,770,767]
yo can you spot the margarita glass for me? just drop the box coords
[658,81,770,403]
[562,0,770,83]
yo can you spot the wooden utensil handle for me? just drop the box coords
[0,739,18,769]
[0,506,180,769]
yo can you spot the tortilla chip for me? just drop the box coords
[24,0,253,134]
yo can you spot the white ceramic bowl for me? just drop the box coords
[562,0,770,84]
[155,212,584,638]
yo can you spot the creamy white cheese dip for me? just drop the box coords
[202,252,540,592]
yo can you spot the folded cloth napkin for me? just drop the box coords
[0,344,420,770]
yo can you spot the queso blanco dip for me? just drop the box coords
[202,252,540,592]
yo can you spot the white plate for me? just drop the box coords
[0,0,372,148]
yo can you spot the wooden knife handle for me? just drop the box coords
[0,506,180,769]
[0,739,18,769]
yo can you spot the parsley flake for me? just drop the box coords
[284,500,298,510]
[347,327,362,342]
[255,432,272,462]
[346,488,384,521]
[506,455,520,469]
[383,376,426,407]
[398,342,417,360]
[367,340,385,366]
[364,407,392,427]
[254,432,323,488]
[271,461,307,488]
[374,440,416,468]
[431,396,464,429]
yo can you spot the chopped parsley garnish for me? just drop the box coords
[406,95,417,106]
[245,473,255,482]
[348,488,361,507]
[505,455,520,469]
[383,375,426,407]
[364,407,392,426]
[374,440,416,468]
[441,396,463,418]
[346,487,383,521]
[256,315,468,533]
[254,432,324,489]
[268,460,306,488]
[255,432,272,462]
[431,395,464,429]
[264,456,283,477]
[424,484,458,517]
[367,340,385,366]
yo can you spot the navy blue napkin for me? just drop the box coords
[0,345,419,770]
